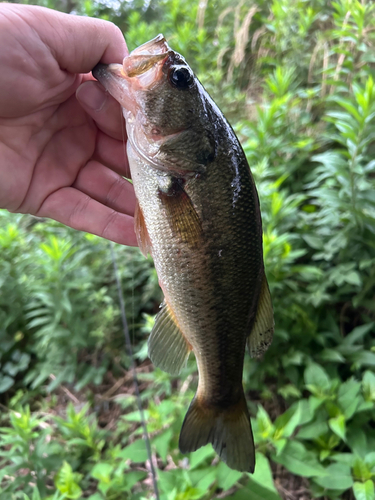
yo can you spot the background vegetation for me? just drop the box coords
[1,0,375,498]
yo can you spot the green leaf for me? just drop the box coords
[119,439,148,463]
[277,384,302,399]
[351,351,375,368]
[296,399,315,426]
[122,410,149,422]
[256,405,274,438]
[90,463,114,482]
[252,453,278,493]
[54,461,82,499]
[3,362,19,377]
[158,469,184,494]
[273,403,302,438]
[313,463,353,490]
[189,444,214,470]
[338,378,361,419]
[343,323,374,345]
[153,428,173,462]
[228,479,282,500]
[319,348,345,363]
[329,414,346,441]
[336,98,362,123]
[331,453,355,466]
[365,452,375,469]
[363,371,375,401]
[303,234,323,249]
[272,441,327,477]
[274,438,287,455]
[304,363,330,391]
[345,271,361,286]
[297,419,329,440]
[0,375,14,393]
[216,461,243,491]
[353,457,372,482]
[189,467,217,491]
[347,427,368,457]
[123,471,148,492]
[353,480,375,500]
[32,489,42,500]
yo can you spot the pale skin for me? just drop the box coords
[0,3,137,246]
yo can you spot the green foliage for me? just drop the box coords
[0,406,62,497]
[1,0,375,499]
[54,461,83,499]
[0,214,158,391]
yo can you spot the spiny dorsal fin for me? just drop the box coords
[134,201,152,257]
[247,273,274,358]
[148,301,191,375]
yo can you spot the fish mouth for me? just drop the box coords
[92,34,172,112]
[92,35,185,171]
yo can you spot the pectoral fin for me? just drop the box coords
[148,301,191,375]
[134,201,152,257]
[247,273,274,357]
[158,178,202,248]
[159,129,216,170]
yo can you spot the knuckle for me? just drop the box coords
[68,195,91,230]
[101,209,119,239]
[105,176,126,208]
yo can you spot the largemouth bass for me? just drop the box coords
[93,35,274,473]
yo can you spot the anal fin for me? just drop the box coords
[148,301,191,375]
[247,272,274,358]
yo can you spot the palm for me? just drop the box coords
[3,93,92,211]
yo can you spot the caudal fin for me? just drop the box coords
[179,393,255,473]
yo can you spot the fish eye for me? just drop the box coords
[169,66,194,90]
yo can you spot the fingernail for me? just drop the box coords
[76,82,107,111]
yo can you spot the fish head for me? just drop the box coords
[93,35,216,174]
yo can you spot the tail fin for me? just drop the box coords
[179,393,255,473]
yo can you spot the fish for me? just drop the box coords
[92,35,274,473]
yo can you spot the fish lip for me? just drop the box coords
[123,34,173,79]
[131,34,170,56]
[123,52,170,78]
[92,62,137,115]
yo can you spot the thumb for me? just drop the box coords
[76,80,125,140]
[7,4,128,72]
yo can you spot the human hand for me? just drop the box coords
[0,3,137,246]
